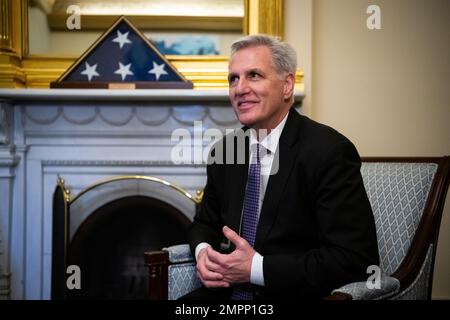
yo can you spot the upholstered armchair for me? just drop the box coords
[144,157,450,300]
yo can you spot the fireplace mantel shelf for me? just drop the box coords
[0,89,304,103]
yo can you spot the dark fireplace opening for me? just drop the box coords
[67,195,190,300]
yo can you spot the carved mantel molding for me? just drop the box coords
[0,103,11,146]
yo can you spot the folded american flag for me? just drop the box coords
[53,16,192,89]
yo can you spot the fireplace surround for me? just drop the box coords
[52,175,198,299]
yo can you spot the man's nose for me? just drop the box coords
[235,78,250,96]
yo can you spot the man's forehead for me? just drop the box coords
[228,46,274,71]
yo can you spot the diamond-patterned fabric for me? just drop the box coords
[391,245,433,300]
[360,163,437,275]
[168,263,201,300]
[332,273,400,300]
[332,245,434,300]
[164,244,193,263]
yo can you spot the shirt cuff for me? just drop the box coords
[194,242,211,261]
[250,252,265,286]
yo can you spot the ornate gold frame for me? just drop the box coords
[0,0,303,89]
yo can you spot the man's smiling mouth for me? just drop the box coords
[237,101,258,109]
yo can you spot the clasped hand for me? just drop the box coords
[196,226,256,288]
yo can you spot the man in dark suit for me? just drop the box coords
[186,35,379,300]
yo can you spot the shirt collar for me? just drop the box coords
[249,112,289,155]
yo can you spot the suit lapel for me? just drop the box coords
[254,109,301,250]
[227,163,248,234]
[226,129,249,234]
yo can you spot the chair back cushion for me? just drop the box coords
[361,162,437,275]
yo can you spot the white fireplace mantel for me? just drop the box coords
[0,89,232,102]
[0,88,304,300]
[0,88,305,102]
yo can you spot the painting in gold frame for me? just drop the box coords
[0,0,303,89]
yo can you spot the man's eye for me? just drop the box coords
[249,72,261,79]
[229,76,238,85]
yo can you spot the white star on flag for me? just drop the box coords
[80,62,99,81]
[112,30,132,49]
[114,62,134,81]
[148,61,168,80]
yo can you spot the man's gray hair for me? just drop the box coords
[231,34,297,75]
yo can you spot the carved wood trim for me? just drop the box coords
[385,157,450,297]
[144,250,169,300]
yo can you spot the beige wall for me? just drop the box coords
[286,0,450,299]
[29,6,51,54]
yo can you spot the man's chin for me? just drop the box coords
[237,113,256,127]
[237,117,255,127]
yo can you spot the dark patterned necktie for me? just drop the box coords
[231,144,261,300]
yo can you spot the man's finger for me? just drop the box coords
[197,263,224,281]
[204,255,223,273]
[223,225,247,248]
[201,269,224,281]
[198,250,224,281]
[207,246,231,267]
[202,280,230,288]
[197,267,227,288]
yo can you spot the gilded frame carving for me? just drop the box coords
[0,0,304,89]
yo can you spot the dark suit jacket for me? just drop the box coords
[188,108,379,299]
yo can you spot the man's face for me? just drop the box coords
[228,45,293,130]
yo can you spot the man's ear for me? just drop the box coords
[283,73,295,100]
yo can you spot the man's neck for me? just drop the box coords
[252,111,290,142]
[254,109,290,140]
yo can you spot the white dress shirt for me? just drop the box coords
[195,112,289,287]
